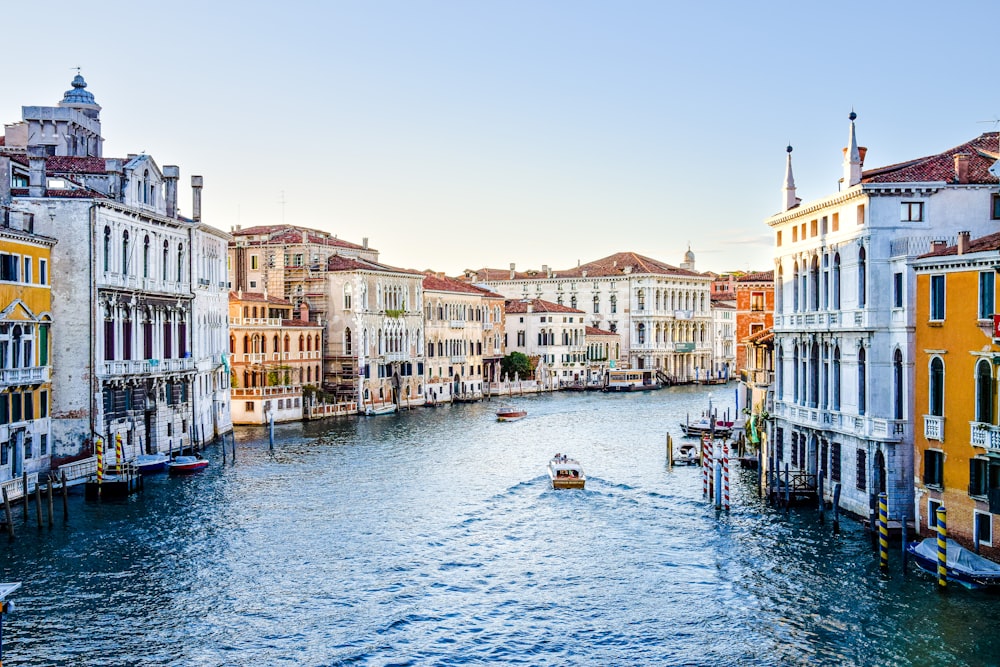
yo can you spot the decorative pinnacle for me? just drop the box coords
[849,110,857,121]
[786,145,793,153]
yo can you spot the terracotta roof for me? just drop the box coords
[585,326,617,336]
[231,225,368,250]
[862,132,999,184]
[423,272,489,294]
[468,251,706,282]
[281,318,322,328]
[326,254,422,276]
[737,270,774,283]
[743,328,774,345]
[504,298,584,315]
[918,231,1000,258]
[228,291,292,305]
[710,299,736,309]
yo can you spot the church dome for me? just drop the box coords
[61,74,97,107]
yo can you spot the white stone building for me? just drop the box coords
[468,250,712,382]
[767,114,1000,520]
[709,298,736,382]
[0,75,233,461]
[504,299,586,387]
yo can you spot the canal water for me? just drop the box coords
[1,385,998,665]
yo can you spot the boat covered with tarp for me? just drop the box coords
[907,537,1000,589]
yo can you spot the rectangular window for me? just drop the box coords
[992,194,1000,220]
[40,434,47,456]
[11,393,21,423]
[928,498,942,531]
[250,255,259,270]
[971,458,989,496]
[856,449,867,491]
[930,274,945,321]
[22,257,31,284]
[901,201,924,222]
[23,392,32,421]
[980,271,995,320]
[832,212,840,231]
[246,401,254,412]
[893,273,903,308]
[776,230,782,247]
[810,219,818,237]
[857,204,865,226]
[40,390,48,418]
[39,259,47,285]
[924,450,944,487]
[976,511,993,546]
[831,442,842,482]
[0,254,18,281]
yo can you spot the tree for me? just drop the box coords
[500,351,533,379]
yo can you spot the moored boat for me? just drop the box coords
[548,454,585,489]
[134,453,170,474]
[679,419,734,438]
[168,455,209,474]
[496,405,527,422]
[907,537,1000,589]
[364,403,398,416]
[674,443,700,466]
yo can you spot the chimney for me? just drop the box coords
[930,239,947,253]
[191,175,203,222]
[299,301,309,321]
[163,165,179,218]
[362,237,368,249]
[27,146,46,198]
[542,264,549,277]
[0,156,10,208]
[106,159,122,199]
[526,302,533,313]
[954,153,971,184]
[958,230,971,255]
[510,262,516,280]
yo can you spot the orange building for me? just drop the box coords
[228,291,323,424]
[734,271,774,375]
[913,231,1000,558]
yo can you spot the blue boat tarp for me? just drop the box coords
[909,537,1000,586]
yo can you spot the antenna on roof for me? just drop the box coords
[278,190,286,225]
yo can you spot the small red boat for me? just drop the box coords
[168,456,208,474]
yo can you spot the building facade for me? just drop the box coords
[767,115,1000,520]
[503,299,586,387]
[470,250,712,382]
[912,231,1000,557]
[0,75,233,463]
[228,291,323,424]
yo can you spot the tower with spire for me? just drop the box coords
[782,145,799,211]
[841,110,863,190]
[20,73,103,158]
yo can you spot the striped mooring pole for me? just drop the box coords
[701,435,711,497]
[95,437,104,485]
[722,443,730,512]
[878,492,889,574]
[115,433,123,469]
[936,506,948,591]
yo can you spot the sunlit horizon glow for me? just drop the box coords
[4,1,995,276]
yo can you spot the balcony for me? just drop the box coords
[924,415,944,442]
[971,422,1000,453]
[449,320,465,329]
[101,358,194,377]
[483,322,494,331]
[230,317,283,327]
[0,366,47,386]
[450,355,467,363]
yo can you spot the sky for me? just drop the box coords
[3,1,997,276]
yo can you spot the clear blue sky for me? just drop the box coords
[4,1,996,276]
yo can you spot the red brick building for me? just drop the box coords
[734,271,774,374]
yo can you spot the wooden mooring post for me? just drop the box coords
[817,470,825,524]
[1,489,12,538]
[61,471,68,520]
[46,476,54,527]
[832,483,842,534]
[34,484,42,529]
[666,434,673,468]
[21,472,27,522]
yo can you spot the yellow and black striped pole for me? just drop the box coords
[878,492,889,574]
[95,437,104,485]
[936,506,948,591]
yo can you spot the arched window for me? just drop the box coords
[344,284,352,310]
[893,349,904,420]
[810,256,820,311]
[243,335,250,354]
[858,247,867,308]
[833,254,841,309]
[776,344,783,400]
[810,342,819,407]
[929,357,944,417]
[570,295,577,309]
[832,346,841,410]
[121,230,129,275]
[858,347,867,415]
[177,244,184,282]
[162,241,169,280]
[976,358,994,424]
[284,335,291,353]
[103,226,112,272]
[143,235,150,278]
[230,336,236,354]
[637,289,645,311]
[637,323,645,344]
[793,344,800,403]
[792,262,800,312]
[344,328,352,355]
[776,266,783,313]
[143,169,150,204]
[299,334,305,352]
[610,295,617,314]
[272,335,280,352]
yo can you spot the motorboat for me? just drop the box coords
[679,418,734,438]
[364,403,397,416]
[907,537,1000,589]
[496,405,527,422]
[548,454,585,489]
[168,455,209,474]
[674,443,700,466]
[134,453,170,474]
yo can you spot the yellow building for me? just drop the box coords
[913,231,1000,559]
[0,216,55,484]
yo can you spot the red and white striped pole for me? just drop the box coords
[723,443,730,511]
[701,434,710,497]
